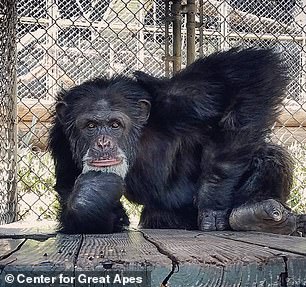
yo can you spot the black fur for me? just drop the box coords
[132,48,292,229]
[49,48,293,233]
[60,172,129,233]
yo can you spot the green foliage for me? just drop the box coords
[17,148,58,220]
[287,142,306,213]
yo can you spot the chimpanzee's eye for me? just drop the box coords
[87,122,96,129]
[110,120,121,129]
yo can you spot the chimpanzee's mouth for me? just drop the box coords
[88,157,123,167]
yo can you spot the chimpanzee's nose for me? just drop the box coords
[96,135,113,150]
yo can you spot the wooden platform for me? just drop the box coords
[0,221,306,286]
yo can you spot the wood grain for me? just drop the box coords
[0,234,81,271]
[0,226,306,286]
[141,229,300,287]
[0,220,57,239]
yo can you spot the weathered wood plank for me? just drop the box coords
[210,231,306,286]
[76,231,172,286]
[17,101,306,150]
[0,239,26,260]
[0,220,57,239]
[276,108,306,127]
[0,228,305,286]
[18,102,306,128]
[18,102,52,123]
[141,229,306,287]
[0,234,81,271]
[210,231,306,255]
[76,232,171,270]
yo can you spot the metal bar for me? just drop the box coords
[1,0,18,224]
[11,64,18,223]
[137,2,145,70]
[46,0,58,101]
[296,0,306,100]
[186,0,196,65]
[11,0,18,223]
[171,0,182,74]
[164,0,170,77]
[219,1,229,50]
[198,0,204,56]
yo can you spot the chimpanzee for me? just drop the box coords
[49,48,304,234]
[49,76,150,233]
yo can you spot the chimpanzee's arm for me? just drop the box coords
[48,118,81,202]
[49,121,129,234]
[197,146,249,231]
[59,171,129,234]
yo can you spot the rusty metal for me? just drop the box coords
[171,0,182,73]
[164,0,171,77]
[186,0,196,65]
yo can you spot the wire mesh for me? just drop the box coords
[0,0,18,224]
[2,0,306,221]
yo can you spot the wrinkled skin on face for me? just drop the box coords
[56,91,150,179]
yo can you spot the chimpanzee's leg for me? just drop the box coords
[197,144,251,231]
[229,144,305,235]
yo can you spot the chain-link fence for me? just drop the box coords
[0,0,18,225]
[0,0,306,223]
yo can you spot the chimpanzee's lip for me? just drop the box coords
[88,158,122,167]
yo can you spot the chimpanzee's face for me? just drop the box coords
[55,77,150,178]
[75,99,132,178]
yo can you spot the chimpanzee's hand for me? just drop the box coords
[59,171,129,234]
[198,209,231,231]
[74,171,125,203]
[229,199,298,235]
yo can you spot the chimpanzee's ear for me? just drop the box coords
[137,99,151,123]
[134,71,158,82]
[55,101,68,124]
[134,71,161,92]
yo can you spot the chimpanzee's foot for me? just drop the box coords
[229,199,300,235]
[297,214,306,236]
[198,209,230,231]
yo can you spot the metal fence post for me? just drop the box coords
[164,0,171,77]
[186,0,196,65]
[198,0,204,57]
[172,0,182,73]
[296,0,306,100]
[0,0,18,224]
